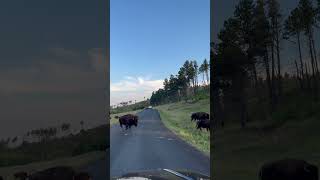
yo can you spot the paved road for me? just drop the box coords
[84,155,108,180]
[110,109,210,178]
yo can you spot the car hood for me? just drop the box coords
[112,169,210,180]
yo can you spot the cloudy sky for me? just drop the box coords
[110,0,210,106]
[0,1,107,138]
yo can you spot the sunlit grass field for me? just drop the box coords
[155,99,210,155]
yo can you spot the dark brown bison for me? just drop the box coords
[74,172,92,180]
[14,167,92,180]
[28,166,75,180]
[119,114,138,130]
[196,119,210,131]
[14,171,28,180]
[191,112,209,121]
[259,159,318,180]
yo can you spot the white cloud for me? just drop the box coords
[110,76,163,105]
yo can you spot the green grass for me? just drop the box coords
[0,151,106,180]
[110,101,148,114]
[0,125,108,168]
[110,110,141,126]
[212,93,320,180]
[155,99,210,155]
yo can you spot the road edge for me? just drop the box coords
[154,109,210,159]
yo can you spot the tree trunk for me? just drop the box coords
[206,71,209,85]
[307,31,318,100]
[305,61,311,90]
[297,33,304,86]
[264,51,273,111]
[271,39,277,105]
[271,40,277,108]
[310,31,319,100]
[276,24,282,97]
[311,33,319,75]
[295,59,302,89]
[202,73,205,85]
[252,62,258,87]
[308,31,316,78]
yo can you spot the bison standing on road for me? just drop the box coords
[191,112,209,122]
[118,114,138,130]
[196,119,210,131]
[259,158,318,180]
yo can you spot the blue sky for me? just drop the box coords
[110,0,210,105]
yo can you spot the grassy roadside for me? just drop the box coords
[155,99,210,155]
[212,94,320,180]
[0,151,106,180]
[110,110,141,126]
[0,125,108,169]
[213,117,320,180]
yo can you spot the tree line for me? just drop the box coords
[150,59,210,106]
[212,0,320,128]
[0,121,90,148]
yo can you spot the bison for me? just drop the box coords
[13,167,92,180]
[196,119,210,131]
[74,172,92,180]
[14,171,28,180]
[119,114,138,130]
[191,112,209,122]
[27,166,75,180]
[259,158,318,180]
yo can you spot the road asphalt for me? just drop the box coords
[109,109,210,178]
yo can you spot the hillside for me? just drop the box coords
[0,125,108,168]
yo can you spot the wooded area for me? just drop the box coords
[212,0,320,129]
[150,59,210,105]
